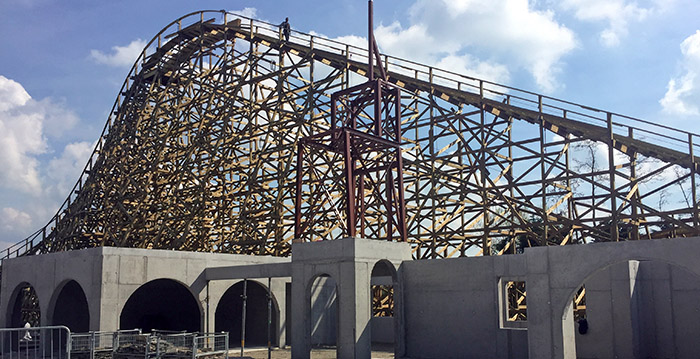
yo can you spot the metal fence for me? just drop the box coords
[0,327,228,359]
[0,325,71,359]
[72,330,142,359]
[152,332,229,359]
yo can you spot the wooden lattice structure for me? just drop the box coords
[3,10,700,261]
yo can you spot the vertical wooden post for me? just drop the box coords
[608,113,619,241]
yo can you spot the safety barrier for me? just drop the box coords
[0,325,71,359]
[0,327,228,359]
[70,330,229,359]
[71,329,142,359]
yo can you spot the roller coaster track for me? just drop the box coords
[3,10,700,261]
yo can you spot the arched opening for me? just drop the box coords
[371,260,397,353]
[7,282,40,328]
[120,279,200,332]
[215,280,279,348]
[308,274,338,357]
[6,283,41,351]
[563,259,700,358]
[50,280,89,332]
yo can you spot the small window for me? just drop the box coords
[573,285,586,321]
[499,278,527,329]
[506,281,527,321]
[371,285,394,317]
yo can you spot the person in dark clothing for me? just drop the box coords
[280,17,291,42]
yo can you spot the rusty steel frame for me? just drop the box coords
[3,10,700,261]
[295,74,407,242]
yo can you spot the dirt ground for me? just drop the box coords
[234,344,394,359]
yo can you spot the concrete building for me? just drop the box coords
[2,237,700,358]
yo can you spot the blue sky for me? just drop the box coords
[0,0,699,250]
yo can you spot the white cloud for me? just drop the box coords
[660,30,700,116]
[374,0,577,92]
[434,54,511,85]
[0,76,81,194]
[0,207,32,233]
[0,76,48,193]
[230,7,257,19]
[0,76,30,111]
[90,39,147,67]
[0,76,90,248]
[561,0,660,47]
[46,141,94,198]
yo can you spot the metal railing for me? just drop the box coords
[71,329,142,359]
[69,330,229,359]
[0,325,71,359]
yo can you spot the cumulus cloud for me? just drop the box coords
[561,0,661,47]
[0,76,48,193]
[230,7,257,19]
[46,141,95,198]
[660,30,700,116]
[374,0,577,92]
[90,39,147,67]
[0,76,92,248]
[0,74,82,194]
[0,76,86,194]
[0,208,32,233]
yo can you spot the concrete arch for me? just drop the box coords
[526,238,700,358]
[371,259,398,280]
[47,279,89,333]
[557,256,700,320]
[370,259,399,351]
[6,282,40,328]
[120,278,202,332]
[560,258,700,359]
[215,279,280,347]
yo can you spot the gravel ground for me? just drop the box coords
[232,345,395,359]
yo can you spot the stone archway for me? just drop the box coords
[120,278,201,332]
[6,282,40,328]
[525,238,700,358]
[370,259,398,351]
[215,280,279,348]
[49,280,89,333]
[561,259,700,358]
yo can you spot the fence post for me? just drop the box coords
[225,332,229,359]
[66,327,72,359]
[90,331,95,359]
[192,334,197,359]
[113,331,118,356]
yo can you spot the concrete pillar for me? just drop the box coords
[525,248,555,359]
[336,261,371,359]
[290,263,309,358]
[609,261,637,358]
[290,238,410,359]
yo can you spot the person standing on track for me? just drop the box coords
[280,17,291,42]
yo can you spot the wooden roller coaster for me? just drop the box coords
[3,10,700,262]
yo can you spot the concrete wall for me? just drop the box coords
[310,276,337,346]
[97,247,290,335]
[371,317,394,344]
[0,247,292,346]
[400,255,528,359]
[633,261,700,358]
[0,248,102,329]
[574,260,700,359]
[574,261,637,359]
[525,238,700,359]
[5,237,700,359]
